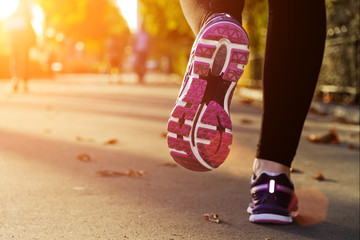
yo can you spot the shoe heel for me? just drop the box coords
[167,16,249,171]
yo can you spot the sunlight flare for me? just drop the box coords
[0,0,19,18]
[117,0,138,32]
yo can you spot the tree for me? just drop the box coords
[242,0,268,85]
[37,0,129,56]
[139,0,194,74]
[319,0,359,93]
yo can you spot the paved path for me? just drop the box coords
[0,74,358,239]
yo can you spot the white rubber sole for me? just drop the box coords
[249,213,293,224]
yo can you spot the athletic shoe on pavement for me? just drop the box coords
[167,13,249,171]
[247,172,296,224]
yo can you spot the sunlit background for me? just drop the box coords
[0,0,137,31]
[0,0,358,104]
[0,0,19,18]
[117,0,138,32]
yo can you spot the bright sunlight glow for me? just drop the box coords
[117,0,138,32]
[31,4,44,36]
[0,0,19,18]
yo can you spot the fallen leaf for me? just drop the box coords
[312,171,325,181]
[240,118,253,124]
[76,136,84,141]
[307,129,340,144]
[96,170,114,176]
[162,162,178,167]
[112,171,128,176]
[322,95,333,103]
[307,134,319,142]
[104,139,119,145]
[203,213,220,224]
[290,167,303,174]
[96,169,145,177]
[127,169,136,176]
[240,98,254,105]
[136,170,145,176]
[348,143,360,150]
[76,136,95,143]
[77,154,91,162]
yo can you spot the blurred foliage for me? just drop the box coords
[319,0,359,90]
[139,0,193,40]
[139,0,194,75]
[138,0,268,77]
[3,0,353,94]
[138,0,358,99]
[242,0,268,84]
[243,1,268,57]
[36,0,130,56]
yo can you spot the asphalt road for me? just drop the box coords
[0,74,358,240]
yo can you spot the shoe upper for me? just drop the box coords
[249,172,294,216]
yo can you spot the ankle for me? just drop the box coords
[253,158,290,178]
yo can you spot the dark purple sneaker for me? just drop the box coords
[167,13,249,171]
[247,172,295,224]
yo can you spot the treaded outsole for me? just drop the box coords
[167,20,249,171]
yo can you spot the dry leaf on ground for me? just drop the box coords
[77,154,91,162]
[96,169,145,177]
[290,167,303,174]
[203,213,220,224]
[96,170,114,176]
[348,143,360,150]
[127,169,136,176]
[240,98,254,105]
[307,129,340,144]
[240,118,253,124]
[103,139,119,145]
[76,136,84,141]
[112,171,128,176]
[162,162,178,167]
[76,136,95,143]
[136,170,145,176]
[312,171,325,181]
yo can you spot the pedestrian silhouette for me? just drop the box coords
[133,23,150,84]
[4,0,36,92]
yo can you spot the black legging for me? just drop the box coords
[180,0,326,167]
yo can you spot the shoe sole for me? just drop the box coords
[248,206,293,224]
[167,21,249,171]
[249,213,293,224]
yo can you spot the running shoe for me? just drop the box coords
[247,172,296,224]
[167,13,249,171]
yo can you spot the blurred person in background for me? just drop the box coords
[105,35,123,83]
[4,0,36,92]
[132,23,150,84]
[167,0,326,224]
